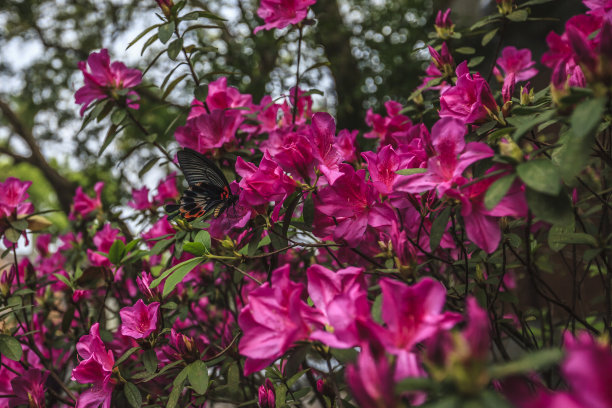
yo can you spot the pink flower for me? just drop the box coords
[238,265,315,375]
[128,186,151,210]
[280,87,313,126]
[74,49,142,116]
[71,323,116,408]
[562,331,612,408]
[8,368,48,408]
[428,42,455,77]
[267,130,315,182]
[346,341,399,408]
[434,8,454,39]
[258,379,276,408]
[306,265,370,348]
[495,46,538,82]
[335,129,359,162]
[364,100,413,148]
[154,172,179,205]
[175,109,243,153]
[396,117,494,197]
[87,223,124,267]
[445,172,527,253]
[253,0,317,33]
[236,152,297,208]
[142,216,176,246]
[308,112,343,184]
[70,182,104,219]
[120,299,160,339]
[207,77,253,111]
[315,164,394,246]
[362,145,418,196]
[439,61,500,124]
[375,277,462,354]
[0,177,34,218]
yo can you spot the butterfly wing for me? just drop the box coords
[177,148,230,189]
[169,148,236,219]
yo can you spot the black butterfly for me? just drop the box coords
[166,148,238,220]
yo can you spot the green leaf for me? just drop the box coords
[194,84,208,101]
[516,159,561,196]
[167,366,188,408]
[162,257,204,297]
[508,110,556,141]
[0,334,22,361]
[303,194,314,227]
[468,56,485,67]
[506,9,529,21]
[489,348,562,378]
[194,230,211,251]
[143,349,158,373]
[330,348,358,363]
[138,157,160,178]
[124,382,142,408]
[4,228,20,243]
[183,241,206,256]
[372,294,383,324]
[287,368,310,388]
[485,174,516,210]
[275,383,287,408]
[158,22,175,44]
[151,238,173,255]
[227,363,239,394]
[150,257,202,289]
[526,188,573,225]
[548,230,597,249]
[162,73,189,100]
[430,207,451,251]
[470,15,500,30]
[127,23,162,50]
[109,239,127,265]
[167,38,183,61]
[396,168,427,175]
[114,346,141,367]
[111,109,127,125]
[187,360,209,395]
[481,28,499,46]
[53,273,74,290]
[10,219,28,231]
[519,0,553,5]
[395,377,437,393]
[557,97,606,181]
[455,47,476,54]
[99,124,119,157]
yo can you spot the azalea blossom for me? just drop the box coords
[238,265,316,375]
[8,368,48,408]
[70,182,104,219]
[0,177,34,218]
[175,108,243,153]
[87,223,124,267]
[308,112,343,184]
[72,323,116,408]
[128,186,151,210]
[254,0,317,33]
[74,48,142,116]
[494,46,538,82]
[120,299,160,339]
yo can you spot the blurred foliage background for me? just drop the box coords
[0,0,583,232]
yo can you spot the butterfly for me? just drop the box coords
[166,148,238,220]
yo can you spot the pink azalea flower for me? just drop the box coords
[238,265,316,375]
[120,299,160,339]
[258,379,276,408]
[128,186,151,210]
[362,144,417,196]
[428,42,455,77]
[494,46,538,82]
[0,177,34,218]
[175,109,243,153]
[71,323,116,408]
[308,112,343,184]
[346,341,400,408]
[142,216,175,246]
[70,181,104,219]
[374,277,462,354]
[236,152,297,209]
[253,0,317,33]
[439,62,500,124]
[335,129,359,162]
[154,172,179,205]
[253,95,283,134]
[306,264,370,348]
[207,77,253,111]
[445,172,527,253]
[315,164,395,246]
[74,48,142,116]
[396,117,494,197]
[583,0,612,17]
[8,368,48,408]
[562,331,612,408]
[364,100,413,147]
[87,223,124,267]
[435,8,453,29]
[279,87,313,126]
[268,131,315,182]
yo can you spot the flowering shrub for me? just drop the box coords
[2,0,612,407]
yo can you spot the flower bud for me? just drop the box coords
[498,138,523,163]
[519,82,534,106]
[155,0,174,17]
[258,379,275,408]
[434,9,454,39]
[496,0,514,15]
